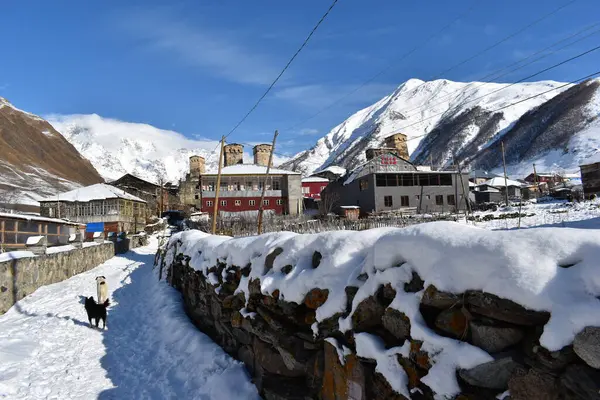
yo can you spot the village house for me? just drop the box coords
[301,176,330,201]
[38,183,147,234]
[472,176,523,204]
[469,170,501,185]
[323,146,470,215]
[0,212,84,251]
[110,173,180,219]
[179,144,303,217]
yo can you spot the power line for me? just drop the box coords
[281,1,479,134]
[280,0,576,137]
[387,43,600,141]
[400,22,600,117]
[213,0,339,153]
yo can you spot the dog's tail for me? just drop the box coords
[103,299,110,307]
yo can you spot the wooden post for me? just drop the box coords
[257,130,279,235]
[455,154,471,218]
[212,136,226,235]
[533,163,540,199]
[501,141,509,206]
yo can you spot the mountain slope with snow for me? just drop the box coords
[47,114,221,185]
[0,97,103,205]
[283,78,600,176]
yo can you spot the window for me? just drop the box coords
[220,200,227,206]
[272,179,281,190]
[263,200,270,206]
[400,196,409,207]
[359,179,369,191]
[194,195,199,200]
[447,194,456,205]
[235,200,241,206]
[302,187,310,194]
[249,200,256,206]
[426,195,430,200]
[233,182,241,190]
[415,195,420,201]
[321,186,327,192]
[384,196,393,207]
[440,174,452,186]
[206,201,213,207]
[435,195,444,206]
[276,199,283,205]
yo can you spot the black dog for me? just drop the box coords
[84,296,110,329]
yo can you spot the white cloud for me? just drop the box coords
[274,83,396,109]
[116,9,282,86]
[298,128,319,136]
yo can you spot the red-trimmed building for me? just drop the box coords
[301,176,330,200]
[179,143,303,217]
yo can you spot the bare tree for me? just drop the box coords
[318,190,340,217]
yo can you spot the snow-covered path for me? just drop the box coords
[0,239,259,400]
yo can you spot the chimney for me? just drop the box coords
[189,155,205,176]
[384,133,409,159]
[253,144,273,167]
[223,144,244,167]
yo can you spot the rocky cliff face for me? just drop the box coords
[283,78,600,177]
[0,98,104,205]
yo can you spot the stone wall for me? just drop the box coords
[161,243,600,400]
[0,242,114,314]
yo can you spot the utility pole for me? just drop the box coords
[454,153,471,218]
[501,141,509,206]
[212,136,225,234]
[257,130,278,235]
[533,163,540,199]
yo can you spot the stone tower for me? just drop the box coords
[189,155,205,177]
[384,133,409,160]
[224,144,244,167]
[253,144,273,167]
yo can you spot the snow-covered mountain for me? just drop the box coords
[48,114,290,185]
[47,114,221,185]
[283,78,600,177]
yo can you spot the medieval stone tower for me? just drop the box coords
[223,144,244,167]
[189,155,205,177]
[253,144,273,167]
[384,133,409,160]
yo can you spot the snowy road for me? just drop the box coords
[0,239,259,400]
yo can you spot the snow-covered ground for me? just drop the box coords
[467,199,600,230]
[0,238,259,399]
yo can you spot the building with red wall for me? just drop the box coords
[301,176,330,200]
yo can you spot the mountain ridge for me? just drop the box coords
[282,77,600,177]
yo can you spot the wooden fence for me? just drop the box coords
[188,214,458,237]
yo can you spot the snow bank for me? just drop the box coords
[162,221,600,398]
[0,251,35,263]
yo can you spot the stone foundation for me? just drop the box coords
[0,242,114,314]
[162,247,600,400]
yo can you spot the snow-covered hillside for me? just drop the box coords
[47,114,220,184]
[283,78,600,177]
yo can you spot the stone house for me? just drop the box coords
[110,173,180,219]
[0,212,84,251]
[323,150,470,214]
[580,162,600,199]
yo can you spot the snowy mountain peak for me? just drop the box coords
[283,77,600,177]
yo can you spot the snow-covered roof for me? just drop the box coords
[468,181,476,187]
[469,169,500,179]
[416,166,432,172]
[39,183,147,203]
[563,173,581,179]
[313,165,347,176]
[340,205,360,209]
[203,164,300,176]
[302,176,329,183]
[0,212,83,226]
[481,177,523,187]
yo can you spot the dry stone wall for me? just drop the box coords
[0,242,114,314]
[160,233,600,400]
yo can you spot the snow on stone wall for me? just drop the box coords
[159,222,600,399]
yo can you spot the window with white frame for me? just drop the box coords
[220,200,227,206]
[276,199,283,205]
[235,200,241,206]
[249,200,256,206]
[206,200,213,207]
[263,199,270,206]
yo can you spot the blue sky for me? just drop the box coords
[1,0,599,156]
